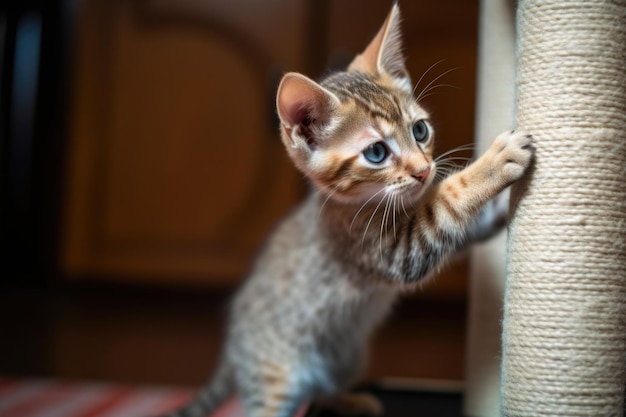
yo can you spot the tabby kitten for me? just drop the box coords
[165,4,533,417]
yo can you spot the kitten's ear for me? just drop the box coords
[276,72,339,148]
[348,4,408,80]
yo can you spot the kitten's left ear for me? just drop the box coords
[349,3,408,81]
[276,72,339,149]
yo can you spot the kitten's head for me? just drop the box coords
[276,4,435,204]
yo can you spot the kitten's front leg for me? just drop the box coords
[431,130,534,228]
[466,187,510,243]
[409,130,533,258]
[465,131,534,243]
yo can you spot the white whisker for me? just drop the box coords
[379,194,393,266]
[412,59,446,96]
[436,162,467,170]
[435,164,463,178]
[350,187,387,236]
[392,195,398,242]
[415,92,446,102]
[400,195,410,219]
[435,143,475,162]
[416,67,460,103]
[318,186,341,217]
[361,190,389,249]
[438,157,473,162]
[418,83,459,100]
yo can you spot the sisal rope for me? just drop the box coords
[502,1,626,416]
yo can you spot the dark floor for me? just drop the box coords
[306,384,464,417]
[0,283,467,387]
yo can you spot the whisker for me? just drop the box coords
[434,169,446,178]
[392,195,398,241]
[436,161,471,171]
[436,166,462,174]
[400,195,410,219]
[438,158,473,167]
[436,163,465,173]
[439,156,473,162]
[437,142,475,153]
[435,144,475,162]
[415,92,446,102]
[437,158,471,166]
[362,191,388,249]
[412,59,447,96]
[416,67,460,103]
[417,91,463,103]
[350,187,387,236]
[418,83,460,99]
[439,143,476,157]
[436,163,470,171]
[379,195,391,264]
[318,186,341,217]
[434,166,458,182]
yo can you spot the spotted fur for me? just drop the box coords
[163,4,533,417]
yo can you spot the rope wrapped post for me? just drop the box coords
[502,1,626,416]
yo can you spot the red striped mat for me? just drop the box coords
[0,377,241,417]
[0,377,308,417]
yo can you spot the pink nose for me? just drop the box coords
[411,166,431,183]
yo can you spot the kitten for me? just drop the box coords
[164,4,533,417]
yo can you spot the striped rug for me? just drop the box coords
[0,376,251,417]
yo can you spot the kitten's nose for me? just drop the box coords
[411,166,431,183]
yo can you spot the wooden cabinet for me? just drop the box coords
[63,0,478,295]
[63,0,309,285]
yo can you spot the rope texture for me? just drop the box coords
[502,1,626,416]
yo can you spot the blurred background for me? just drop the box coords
[1,0,479,387]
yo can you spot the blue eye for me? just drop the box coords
[363,142,389,164]
[412,120,429,143]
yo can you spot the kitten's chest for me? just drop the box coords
[316,284,397,341]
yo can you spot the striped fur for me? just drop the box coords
[163,4,534,417]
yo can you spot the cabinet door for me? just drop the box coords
[63,0,307,285]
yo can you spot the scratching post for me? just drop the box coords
[502,1,626,416]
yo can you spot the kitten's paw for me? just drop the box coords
[489,130,535,184]
[318,392,384,416]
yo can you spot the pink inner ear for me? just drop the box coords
[278,77,315,128]
[290,103,313,126]
[278,74,336,129]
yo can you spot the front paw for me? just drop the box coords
[489,130,535,185]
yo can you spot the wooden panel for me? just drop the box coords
[63,0,306,284]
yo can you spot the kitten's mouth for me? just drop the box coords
[391,182,425,200]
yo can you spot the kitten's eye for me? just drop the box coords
[412,120,430,143]
[363,142,389,164]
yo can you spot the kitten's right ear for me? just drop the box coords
[276,72,339,149]
[348,4,408,81]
